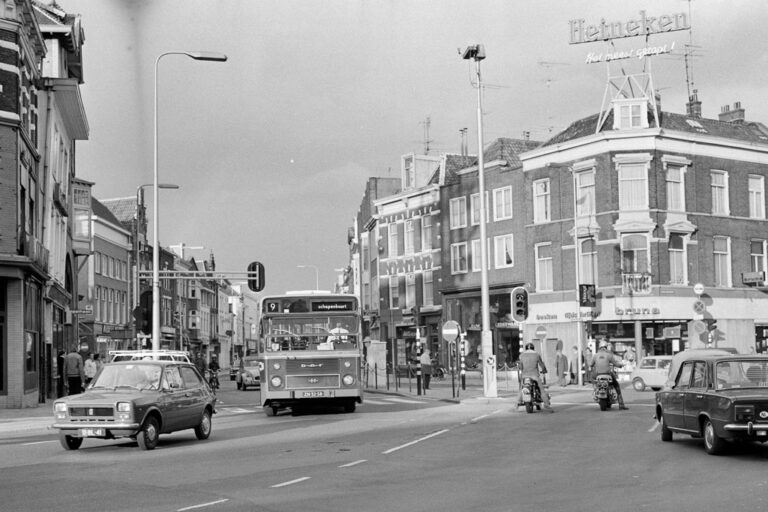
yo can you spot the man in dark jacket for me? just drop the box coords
[64,345,85,395]
[590,341,628,410]
[516,343,551,410]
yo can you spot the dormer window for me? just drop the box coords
[613,99,648,130]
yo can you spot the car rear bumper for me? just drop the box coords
[724,422,768,435]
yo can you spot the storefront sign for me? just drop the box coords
[615,306,661,317]
[569,10,690,45]
[742,271,765,284]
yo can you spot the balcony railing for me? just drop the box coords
[622,272,652,295]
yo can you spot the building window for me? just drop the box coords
[451,242,468,274]
[618,163,648,211]
[94,252,101,274]
[470,192,489,225]
[669,233,687,285]
[406,273,416,309]
[493,186,513,221]
[711,170,729,215]
[422,215,432,251]
[614,100,647,129]
[450,197,467,229]
[749,174,765,219]
[713,236,731,287]
[621,234,649,273]
[751,240,767,286]
[494,234,514,268]
[389,276,399,309]
[471,239,491,272]
[95,285,101,321]
[579,238,597,285]
[666,165,685,212]
[405,220,415,255]
[362,233,369,272]
[533,179,550,223]
[535,243,553,292]
[423,270,434,306]
[388,223,399,257]
[575,170,595,216]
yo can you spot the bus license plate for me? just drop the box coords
[79,428,105,437]
[302,391,325,398]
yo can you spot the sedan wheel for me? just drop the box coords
[703,419,726,455]
[59,432,83,451]
[236,381,242,390]
[137,416,160,450]
[632,378,646,392]
[194,410,212,440]
[660,414,673,442]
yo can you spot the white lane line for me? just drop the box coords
[339,459,367,468]
[177,498,229,511]
[385,398,423,404]
[22,440,57,446]
[382,429,449,455]
[361,399,390,405]
[271,476,311,488]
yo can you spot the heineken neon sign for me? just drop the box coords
[569,10,690,45]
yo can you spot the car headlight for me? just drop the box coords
[735,405,755,422]
[343,374,355,386]
[270,376,283,387]
[54,402,67,412]
[116,402,132,413]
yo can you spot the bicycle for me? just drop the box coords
[207,370,220,393]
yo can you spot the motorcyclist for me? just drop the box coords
[516,342,552,411]
[208,356,220,389]
[590,341,628,410]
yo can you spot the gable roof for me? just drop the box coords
[101,197,137,225]
[439,138,543,185]
[91,197,123,228]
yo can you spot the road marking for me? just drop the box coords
[648,421,660,432]
[271,476,311,488]
[177,498,229,511]
[382,429,449,454]
[21,440,56,446]
[360,399,390,405]
[384,398,423,404]
[339,459,367,468]
[219,407,252,414]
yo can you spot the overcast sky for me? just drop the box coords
[61,0,768,294]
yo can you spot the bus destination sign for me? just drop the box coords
[311,301,355,312]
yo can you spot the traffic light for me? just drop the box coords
[137,290,152,335]
[247,261,265,292]
[512,287,529,322]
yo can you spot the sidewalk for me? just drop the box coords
[0,403,54,438]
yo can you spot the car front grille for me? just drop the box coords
[286,359,340,374]
[68,407,115,421]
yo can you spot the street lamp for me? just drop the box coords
[462,43,496,398]
[133,183,179,341]
[297,264,319,290]
[547,162,584,386]
[152,51,227,356]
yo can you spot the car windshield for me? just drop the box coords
[242,358,259,367]
[91,364,162,391]
[715,360,768,390]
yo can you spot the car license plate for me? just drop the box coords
[758,431,767,437]
[302,391,325,398]
[79,428,105,437]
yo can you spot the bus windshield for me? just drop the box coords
[265,315,358,352]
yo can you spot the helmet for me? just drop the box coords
[598,341,608,350]
[524,342,535,351]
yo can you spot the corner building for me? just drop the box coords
[520,95,768,358]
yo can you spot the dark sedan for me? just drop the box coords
[52,360,216,451]
[655,354,768,455]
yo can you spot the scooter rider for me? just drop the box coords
[590,341,628,410]
[516,342,552,411]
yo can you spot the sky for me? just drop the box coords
[60,0,768,294]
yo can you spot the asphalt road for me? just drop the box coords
[1,382,767,512]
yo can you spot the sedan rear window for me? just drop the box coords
[716,361,768,390]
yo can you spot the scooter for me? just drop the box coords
[593,373,618,411]
[521,375,547,413]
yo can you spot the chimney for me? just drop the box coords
[459,128,468,156]
[686,89,702,118]
[718,101,745,123]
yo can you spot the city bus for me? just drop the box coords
[255,292,363,416]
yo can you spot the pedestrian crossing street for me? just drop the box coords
[216,397,426,416]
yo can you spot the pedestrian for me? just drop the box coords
[419,349,432,390]
[583,347,594,384]
[195,351,207,376]
[555,346,569,387]
[64,345,85,395]
[94,353,103,373]
[84,352,97,386]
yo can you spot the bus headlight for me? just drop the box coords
[343,360,351,368]
[343,374,356,386]
[272,362,281,370]
[270,376,283,387]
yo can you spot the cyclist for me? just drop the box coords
[208,356,220,391]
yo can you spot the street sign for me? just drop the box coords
[693,283,704,295]
[70,309,92,315]
[693,300,706,314]
[441,320,461,342]
[691,320,707,335]
[535,325,547,338]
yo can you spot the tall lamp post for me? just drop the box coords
[297,264,319,291]
[462,44,496,398]
[152,51,227,356]
[134,183,178,342]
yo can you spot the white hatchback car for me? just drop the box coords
[630,356,673,391]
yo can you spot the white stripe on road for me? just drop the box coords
[271,477,311,488]
[339,459,367,468]
[21,440,57,446]
[648,421,660,432]
[382,429,449,454]
[177,499,229,511]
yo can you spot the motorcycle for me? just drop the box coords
[520,376,546,413]
[593,373,619,411]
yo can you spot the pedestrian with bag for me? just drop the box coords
[64,345,85,395]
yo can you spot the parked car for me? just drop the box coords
[52,360,216,451]
[236,356,261,390]
[655,354,768,455]
[630,356,673,391]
